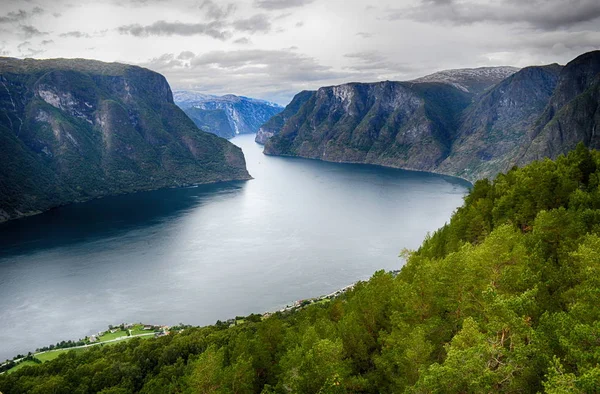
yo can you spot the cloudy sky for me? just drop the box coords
[1,0,599,104]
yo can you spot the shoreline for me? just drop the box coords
[2,272,402,372]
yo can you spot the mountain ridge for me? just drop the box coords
[261,51,600,182]
[174,91,283,139]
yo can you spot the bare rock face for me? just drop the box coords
[0,57,250,222]
[263,81,472,172]
[438,64,563,180]
[518,51,600,165]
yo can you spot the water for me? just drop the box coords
[0,135,470,361]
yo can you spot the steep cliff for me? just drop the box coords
[263,81,472,172]
[438,64,563,180]
[519,51,600,164]
[0,57,250,222]
[174,91,283,139]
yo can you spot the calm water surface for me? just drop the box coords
[0,135,470,360]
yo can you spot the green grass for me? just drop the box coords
[98,330,128,342]
[36,347,86,363]
[6,360,39,374]
[130,324,153,336]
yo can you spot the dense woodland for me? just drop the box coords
[2,144,600,393]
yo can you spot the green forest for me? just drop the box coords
[2,144,600,393]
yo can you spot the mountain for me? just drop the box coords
[262,51,600,182]
[437,64,563,180]
[518,50,600,164]
[173,91,283,139]
[411,66,520,94]
[263,81,472,172]
[255,90,314,144]
[0,57,250,223]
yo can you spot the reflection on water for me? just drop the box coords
[0,134,470,360]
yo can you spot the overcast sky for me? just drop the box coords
[1,0,599,104]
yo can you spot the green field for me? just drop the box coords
[6,360,39,374]
[35,348,86,363]
[98,330,128,342]
[129,324,159,336]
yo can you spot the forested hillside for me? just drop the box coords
[2,144,600,393]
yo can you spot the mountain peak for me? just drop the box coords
[412,66,520,94]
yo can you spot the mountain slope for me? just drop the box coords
[174,91,283,139]
[255,90,314,144]
[437,64,563,180]
[0,57,250,222]
[519,50,600,164]
[263,81,472,172]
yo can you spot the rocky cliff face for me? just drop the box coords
[0,57,250,222]
[437,64,563,180]
[518,51,600,164]
[262,51,600,182]
[174,91,283,139]
[263,81,472,172]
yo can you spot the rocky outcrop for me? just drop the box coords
[0,57,250,222]
[174,91,283,139]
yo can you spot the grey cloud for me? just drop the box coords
[23,48,45,57]
[20,25,48,38]
[233,37,252,45]
[0,7,44,24]
[233,14,271,33]
[17,41,31,51]
[141,48,353,104]
[254,0,315,10]
[117,20,231,40]
[60,31,90,38]
[389,0,600,30]
[177,51,195,60]
[41,39,54,45]
[344,51,416,74]
[356,32,373,38]
[199,0,236,21]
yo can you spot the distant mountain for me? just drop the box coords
[174,91,283,139]
[0,57,250,222]
[260,51,600,182]
[412,66,520,94]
